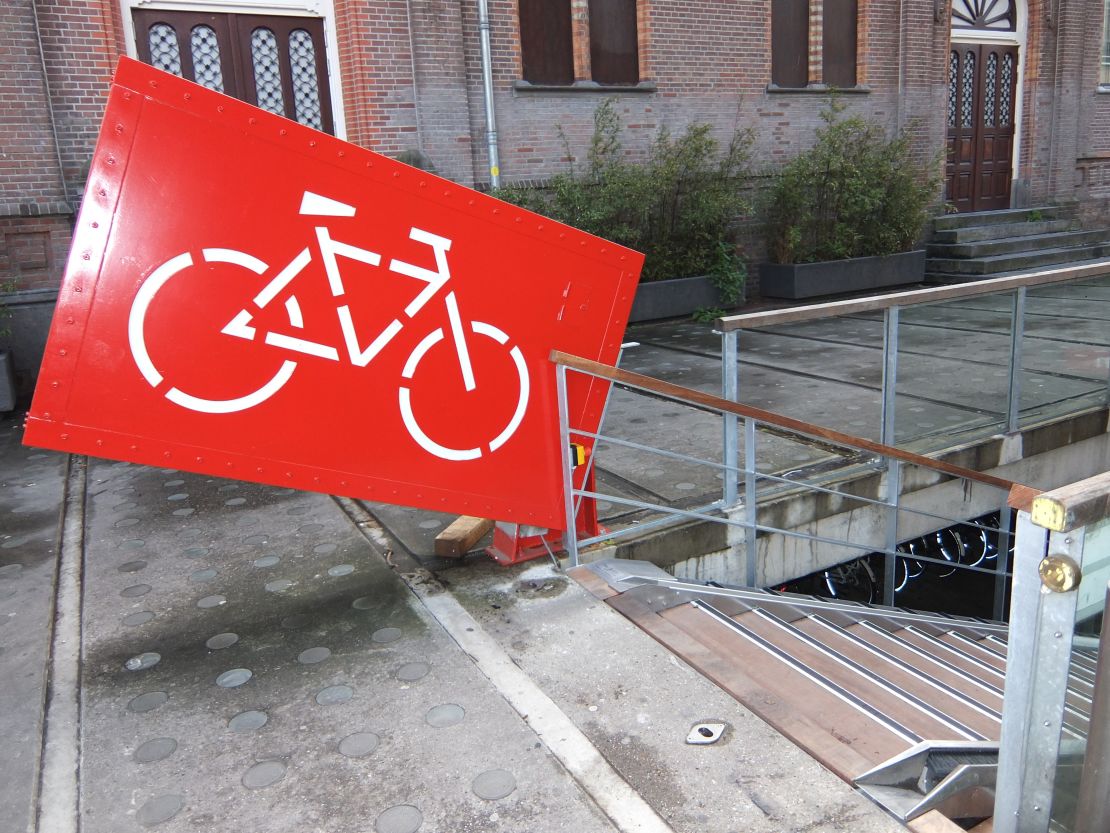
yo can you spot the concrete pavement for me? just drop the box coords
[2,274,1109,831]
[0,413,904,832]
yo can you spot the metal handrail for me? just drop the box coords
[1075,582,1110,833]
[715,259,1110,331]
[551,349,1026,495]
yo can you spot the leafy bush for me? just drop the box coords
[0,279,15,340]
[762,100,940,264]
[496,100,752,284]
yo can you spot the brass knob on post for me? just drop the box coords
[1039,554,1082,593]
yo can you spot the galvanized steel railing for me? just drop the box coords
[996,471,1110,833]
[552,350,1023,611]
[715,260,1110,445]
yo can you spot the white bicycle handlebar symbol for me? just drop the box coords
[128,191,530,462]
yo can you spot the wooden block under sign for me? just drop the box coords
[434,516,494,558]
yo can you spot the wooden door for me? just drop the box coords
[133,9,334,135]
[945,43,1018,212]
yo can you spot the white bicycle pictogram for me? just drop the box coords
[127,190,530,462]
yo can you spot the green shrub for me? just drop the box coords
[762,100,940,264]
[495,100,752,284]
[0,279,15,340]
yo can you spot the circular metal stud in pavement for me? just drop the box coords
[338,731,379,757]
[242,760,286,789]
[125,652,161,671]
[372,627,402,644]
[375,804,422,833]
[137,794,184,826]
[315,685,353,705]
[216,668,252,688]
[471,769,517,800]
[127,691,168,713]
[395,662,429,682]
[134,737,178,763]
[425,704,465,728]
[206,632,239,650]
[229,710,268,731]
[298,647,331,664]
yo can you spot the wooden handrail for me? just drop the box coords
[715,259,1110,331]
[550,350,1027,493]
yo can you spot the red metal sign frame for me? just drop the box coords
[24,58,642,530]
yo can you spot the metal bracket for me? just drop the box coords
[855,740,1000,822]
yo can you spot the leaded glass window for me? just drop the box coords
[1000,53,1014,125]
[134,9,333,134]
[952,0,1016,30]
[190,25,225,92]
[961,52,976,128]
[948,51,958,128]
[984,52,997,127]
[251,28,285,116]
[148,23,182,76]
[289,30,323,130]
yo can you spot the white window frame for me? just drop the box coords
[120,0,347,139]
[1100,0,1110,89]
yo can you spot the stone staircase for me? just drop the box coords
[925,205,1110,284]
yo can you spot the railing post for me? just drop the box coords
[993,504,1013,622]
[881,306,900,448]
[882,458,902,607]
[1075,581,1110,833]
[744,416,758,586]
[556,363,580,567]
[995,514,1076,833]
[1006,287,1027,434]
[722,329,739,507]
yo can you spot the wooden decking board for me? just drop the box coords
[656,602,908,777]
[604,591,890,778]
[898,628,1008,685]
[909,809,975,833]
[790,617,1003,740]
[846,622,1006,716]
[568,565,620,601]
[942,632,1009,671]
[584,566,1026,829]
[733,609,981,744]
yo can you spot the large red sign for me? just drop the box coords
[24,58,642,530]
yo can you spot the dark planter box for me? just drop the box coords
[0,350,14,413]
[629,275,730,323]
[758,250,926,300]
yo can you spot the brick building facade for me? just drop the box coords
[2,0,1109,395]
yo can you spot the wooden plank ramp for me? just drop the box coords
[573,560,1017,829]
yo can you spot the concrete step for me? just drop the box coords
[926,242,1110,275]
[932,205,1074,232]
[928,228,1110,259]
[931,219,1075,244]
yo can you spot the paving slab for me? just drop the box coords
[443,557,906,833]
[0,420,67,833]
[77,459,616,833]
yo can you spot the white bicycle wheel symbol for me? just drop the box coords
[128,247,530,461]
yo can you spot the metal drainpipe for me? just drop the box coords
[476,0,502,188]
[30,0,71,212]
